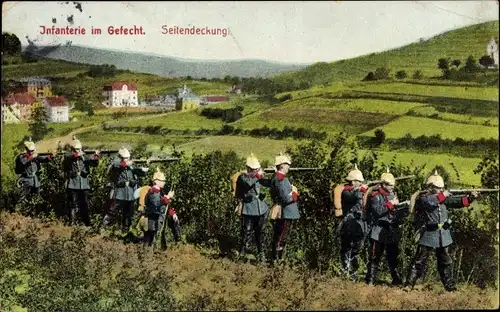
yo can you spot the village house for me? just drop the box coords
[228,84,242,94]
[200,95,230,106]
[143,94,177,109]
[486,38,499,68]
[43,96,70,122]
[176,84,200,111]
[102,82,139,107]
[17,77,53,99]
[1,93,38,124]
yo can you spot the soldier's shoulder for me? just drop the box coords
[342,184,353,192]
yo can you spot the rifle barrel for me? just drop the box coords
[449,189,500,193]
[263,167,321,173]
[367,175,416,186]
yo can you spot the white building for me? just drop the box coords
[102,82,139,107]
[44,96,70,122]
[487,38,499,68]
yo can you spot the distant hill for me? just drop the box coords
[21,44,308,79]
[273,20,499,85]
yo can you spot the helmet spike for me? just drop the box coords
[386,166,390,173]
[354,163,358,170]
[434,169,439,175]
[72,135,77,140]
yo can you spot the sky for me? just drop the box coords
[2,1,499,64]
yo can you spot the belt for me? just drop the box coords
[377,220,399,228]
[426,221,450,231]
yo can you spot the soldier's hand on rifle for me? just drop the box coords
[442,190,451,197]
[390,198,399,206]
[167,190,175,199]
[142,167,149,173]
[32,152,38,158]
[126,160,133,167]
[470,191,479,199]
[258,168,264,177]
[95,150,100,156]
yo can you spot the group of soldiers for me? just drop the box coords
[14,136,181,249]
[233,153,480,292]
[13,137,486,292]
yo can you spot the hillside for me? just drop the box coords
[1,213,498,311]
[273,20,499,84]
[20,44,307,79]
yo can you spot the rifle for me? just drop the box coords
[132,157,181,165]
[262,167,321,174]
[366,175,416,186]
[37,150,119,156]
[448,188,500,194]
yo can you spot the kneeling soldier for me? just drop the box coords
[270,153,300,262]
[365,168,406,286]
[143,167,176,250]
[404,170,478,291]
[14,137,52,206]
[235,153,271,263]
[62,136,100,226]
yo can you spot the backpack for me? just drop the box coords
[14,154,25,175]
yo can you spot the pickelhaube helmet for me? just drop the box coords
[71,135,82,149]
[346,163,364,182]
[274,152,292,166]
[24,137,35,151]
[152,167,166,181]
[380,167,396,186]
[246,153,261,170]
[118,147,130,158]
[426,170,444,188]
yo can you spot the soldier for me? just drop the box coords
[142,167,177,250]
[404,170,478,292]
[62,136,100,226]
[269,153,300,262]
[14,137,53,206]
[103,147,149,232]
[333,164,369,280]
[364,168,406,286]
[235,153,271,263]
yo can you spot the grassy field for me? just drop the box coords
[109,110,224,130]
[409,106,499,126]
[359,149,484,187]
[361,116,499,140]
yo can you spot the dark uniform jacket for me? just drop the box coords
[414,191,471,248]
[236,172,270,216]
[16,153,52,188]
[366,185,406,244]
[340,184,369,237]
[63,152,100,190]
[270,171,300,220]
[109,158,147,201]
[144,186,172,231]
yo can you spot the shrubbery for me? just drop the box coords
[200,106,244,122]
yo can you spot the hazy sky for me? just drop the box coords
[2,1,499,64]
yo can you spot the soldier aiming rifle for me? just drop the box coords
[404,171,499,292]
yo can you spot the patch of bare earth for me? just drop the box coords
[2,212,498,310]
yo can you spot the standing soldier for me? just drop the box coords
[14,137,53,206]
[103,147,149,233]
[269,153,300,263]
[235,153,271,263]
[142,167,177,250]
[404,170,478,292]
[364,168,406,286]
[333,164,369,280]
[62,136,100,226]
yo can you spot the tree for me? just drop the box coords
[374,129,386,146]
[438,58,450,71]
[412,70,424,80]
[29,104,50,142]
[373,67,391,80]
[2,32,22,56]
[479,55,495,68]
[451,59,461,68]
[395,70,407,79]
[362,71,375,81]
[464,55,478,72]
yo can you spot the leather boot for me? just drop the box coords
[405,266,418,289]
[440,265,457,291]
[391,270,403,286]
[365,262,377,285]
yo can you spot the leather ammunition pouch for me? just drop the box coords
[426,222,451,231]
[270,204,282,220]
[235,202,243,217]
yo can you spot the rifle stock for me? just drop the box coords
[132,157,181,164]
[367,175,416,186]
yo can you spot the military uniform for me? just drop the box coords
[63,137,100,226]
[235,153,271,262]
[142,168,179,249]
[405,171,476,292]
[270,154,300,262]
[364,169,407,285]
[104,148,149,232]
[334,164,369,279]
[14,138,52,206]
